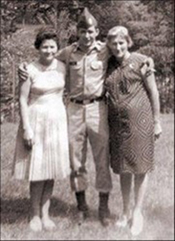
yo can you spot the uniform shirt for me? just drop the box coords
[57,41,110,100]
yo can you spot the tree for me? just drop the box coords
[140,0,174,47]
[1,0,174,120]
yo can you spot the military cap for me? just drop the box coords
[77,7,98,29]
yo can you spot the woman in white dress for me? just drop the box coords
[12,28,70,232]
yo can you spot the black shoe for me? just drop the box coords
[98,192,110,227]
[99,208,110,227]
[77,205,90,225]
[75,191,89,224]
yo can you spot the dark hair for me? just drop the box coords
[34,27,59,50]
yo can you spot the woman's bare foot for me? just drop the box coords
[130,209,144,236]
[42,216,56,231]
[29,216,42,232]
[115,214,128,228]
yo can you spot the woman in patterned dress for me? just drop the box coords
[12,28,70,232]
[105,26,162,235]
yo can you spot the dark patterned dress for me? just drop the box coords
[105,52,154,174]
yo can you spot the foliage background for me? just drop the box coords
[0,1,174,240]
[1,0,174,122]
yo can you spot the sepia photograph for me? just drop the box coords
[1,0,174,240]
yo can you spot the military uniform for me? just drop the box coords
[58,39,112,192]
[57,7,112,226]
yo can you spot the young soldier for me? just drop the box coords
[59,8,112,226]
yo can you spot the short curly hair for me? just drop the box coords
[107,26,133,48]
[34,27,59,50]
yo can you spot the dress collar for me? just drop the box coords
[118,53,133,68]
[36,58,58,71]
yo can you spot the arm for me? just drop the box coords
[141,58,162,139]
[56,46,74,97]
[140,57,156,77]
[18,62,29,82]
[56,47,67,63]
[19,76,34,149]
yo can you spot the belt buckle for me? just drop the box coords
[83,99,90,105]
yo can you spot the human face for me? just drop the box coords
[39,39,58,65]
[77,26,99,49]
[108,35,129,61]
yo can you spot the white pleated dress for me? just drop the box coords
[12,59,70,181]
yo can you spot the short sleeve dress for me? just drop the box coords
[12,58,71,181]
[105,52,154,174]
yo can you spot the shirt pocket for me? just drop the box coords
[89,61,104,80]
[69,63,82,78]
[90,61,103,71]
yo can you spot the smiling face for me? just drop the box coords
[107,35,129,61]
[77,26,99,49]
[39,39,58,65]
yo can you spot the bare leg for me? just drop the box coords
[134,173,148,210]
[41,180,56,231]
[29,181,45,232]
[131,173,148,235]
[116,173,132,227]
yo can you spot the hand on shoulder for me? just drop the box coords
[18,62,29,82]
[140,57,156,77]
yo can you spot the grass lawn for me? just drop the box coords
[1,114,174,240]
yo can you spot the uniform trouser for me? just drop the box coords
[67,100,112,193]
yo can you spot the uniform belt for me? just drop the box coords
[70,96,105,105]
